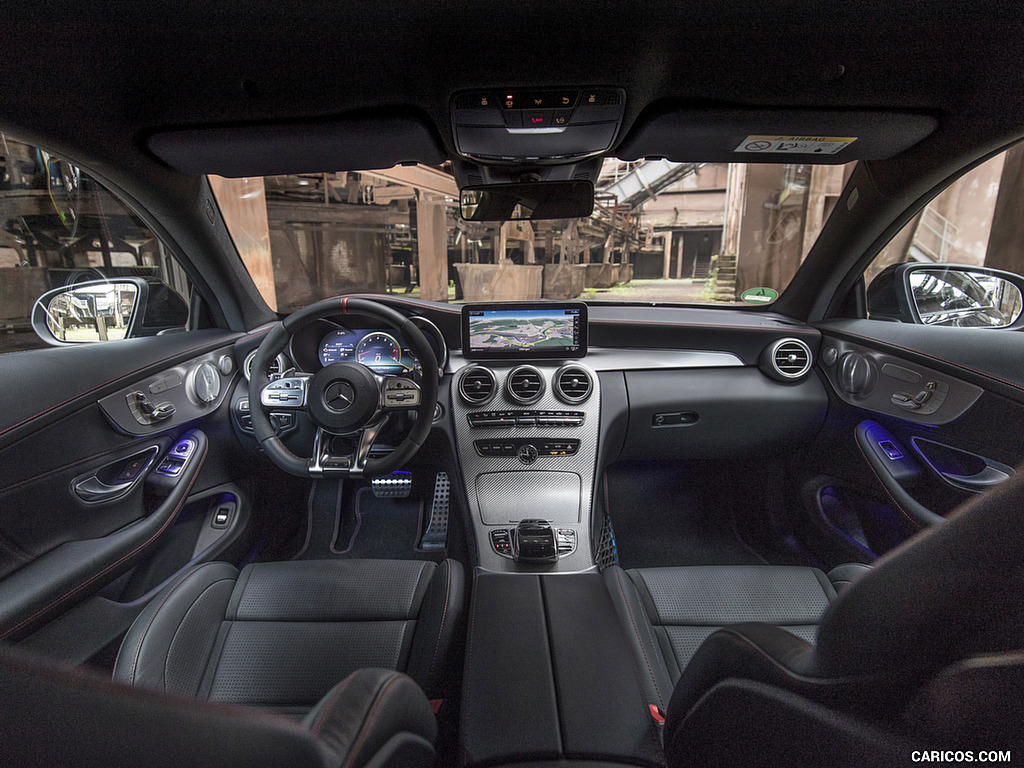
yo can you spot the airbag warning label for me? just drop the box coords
[734,136,856,155]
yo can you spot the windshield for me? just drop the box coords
[211,159,854,313]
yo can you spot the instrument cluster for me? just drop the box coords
[289,316,448,377]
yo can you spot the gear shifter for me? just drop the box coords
[512,519,558,563]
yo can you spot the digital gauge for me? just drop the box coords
[355,331,404,372]
[318,329,356,366]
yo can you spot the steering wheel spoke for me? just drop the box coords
[260,374,312,410]
[308,416,391,478]
[380,375,422,410]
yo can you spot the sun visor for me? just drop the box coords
[147,110,446,177]
[615,107,937,164]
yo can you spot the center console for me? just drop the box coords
[451,303,599,572]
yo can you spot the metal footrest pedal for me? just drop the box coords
[371,471,412,498]
[420,472,450,550]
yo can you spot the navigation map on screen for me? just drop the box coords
[462,304,586,359]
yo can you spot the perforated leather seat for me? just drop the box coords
[114,558,464,716]
[609,467,1024,764]
[604,563,862,713]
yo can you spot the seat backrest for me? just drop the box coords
[813,462,1024,708]
[1,647,326,768]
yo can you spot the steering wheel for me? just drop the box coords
[248,296,439,478]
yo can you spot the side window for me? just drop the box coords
[0,134,191,354]
[864,144,1024,328]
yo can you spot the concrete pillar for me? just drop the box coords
[985,144,1024,275]
[675,234,684,279]
[208,175,277,311]
[662,232,673,279]
[524,239,536,264]
[416,196,449,302]
[801,165,831,262]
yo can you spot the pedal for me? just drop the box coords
[371,471,412,498]
[420,472,450,550]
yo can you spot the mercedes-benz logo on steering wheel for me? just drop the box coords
[324,381,356,412]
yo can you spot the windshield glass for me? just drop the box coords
[211,159,854,313]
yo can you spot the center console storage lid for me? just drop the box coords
[461,573,663,767]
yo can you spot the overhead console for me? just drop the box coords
[451,88,626,163]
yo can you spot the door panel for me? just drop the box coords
[0,329,245,644]
[791,321,1024,562]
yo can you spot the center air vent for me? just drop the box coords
[459,366,496,404]
[506,366,545,404]
[555,365,593,403]
[761,338,813,381]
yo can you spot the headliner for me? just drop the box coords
[2,0,1022,192]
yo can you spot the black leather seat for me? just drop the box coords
[113,558,464,716]
[604,562,867,713]
[609,466,1024,764]
[2,649,439,768]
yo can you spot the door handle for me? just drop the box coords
[911,437,1014,493]
[938,465,1010,491]
[72,446,160,503]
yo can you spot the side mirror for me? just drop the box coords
[460,180,594,221]
[30,277,189,346]
[867,263,1024,328]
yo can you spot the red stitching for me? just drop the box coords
[428,560,452,675]
[613,567,664,708]
[310,675,353,736]
[0,335,244,441]
[342,674,403,768]
[0,441,208,641]
[120,561,215,684]
[0,441,162,497]
[832,329,1024,394]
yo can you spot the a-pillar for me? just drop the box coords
[416,194,449,302]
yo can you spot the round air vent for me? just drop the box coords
[243,350,286,381]
[506,365,545,404]
[554,365,593,403]
[761,338,813,381]
[459,366,496,404]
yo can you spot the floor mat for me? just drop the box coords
[291,480,446,562]
[605,462,768,569]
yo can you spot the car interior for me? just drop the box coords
[2,1,1024,766]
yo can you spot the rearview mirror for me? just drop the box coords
[459,181,594,221]
[867,263,1024,328]
[30,277,189,346]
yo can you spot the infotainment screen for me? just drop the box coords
[461,302,588,360]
